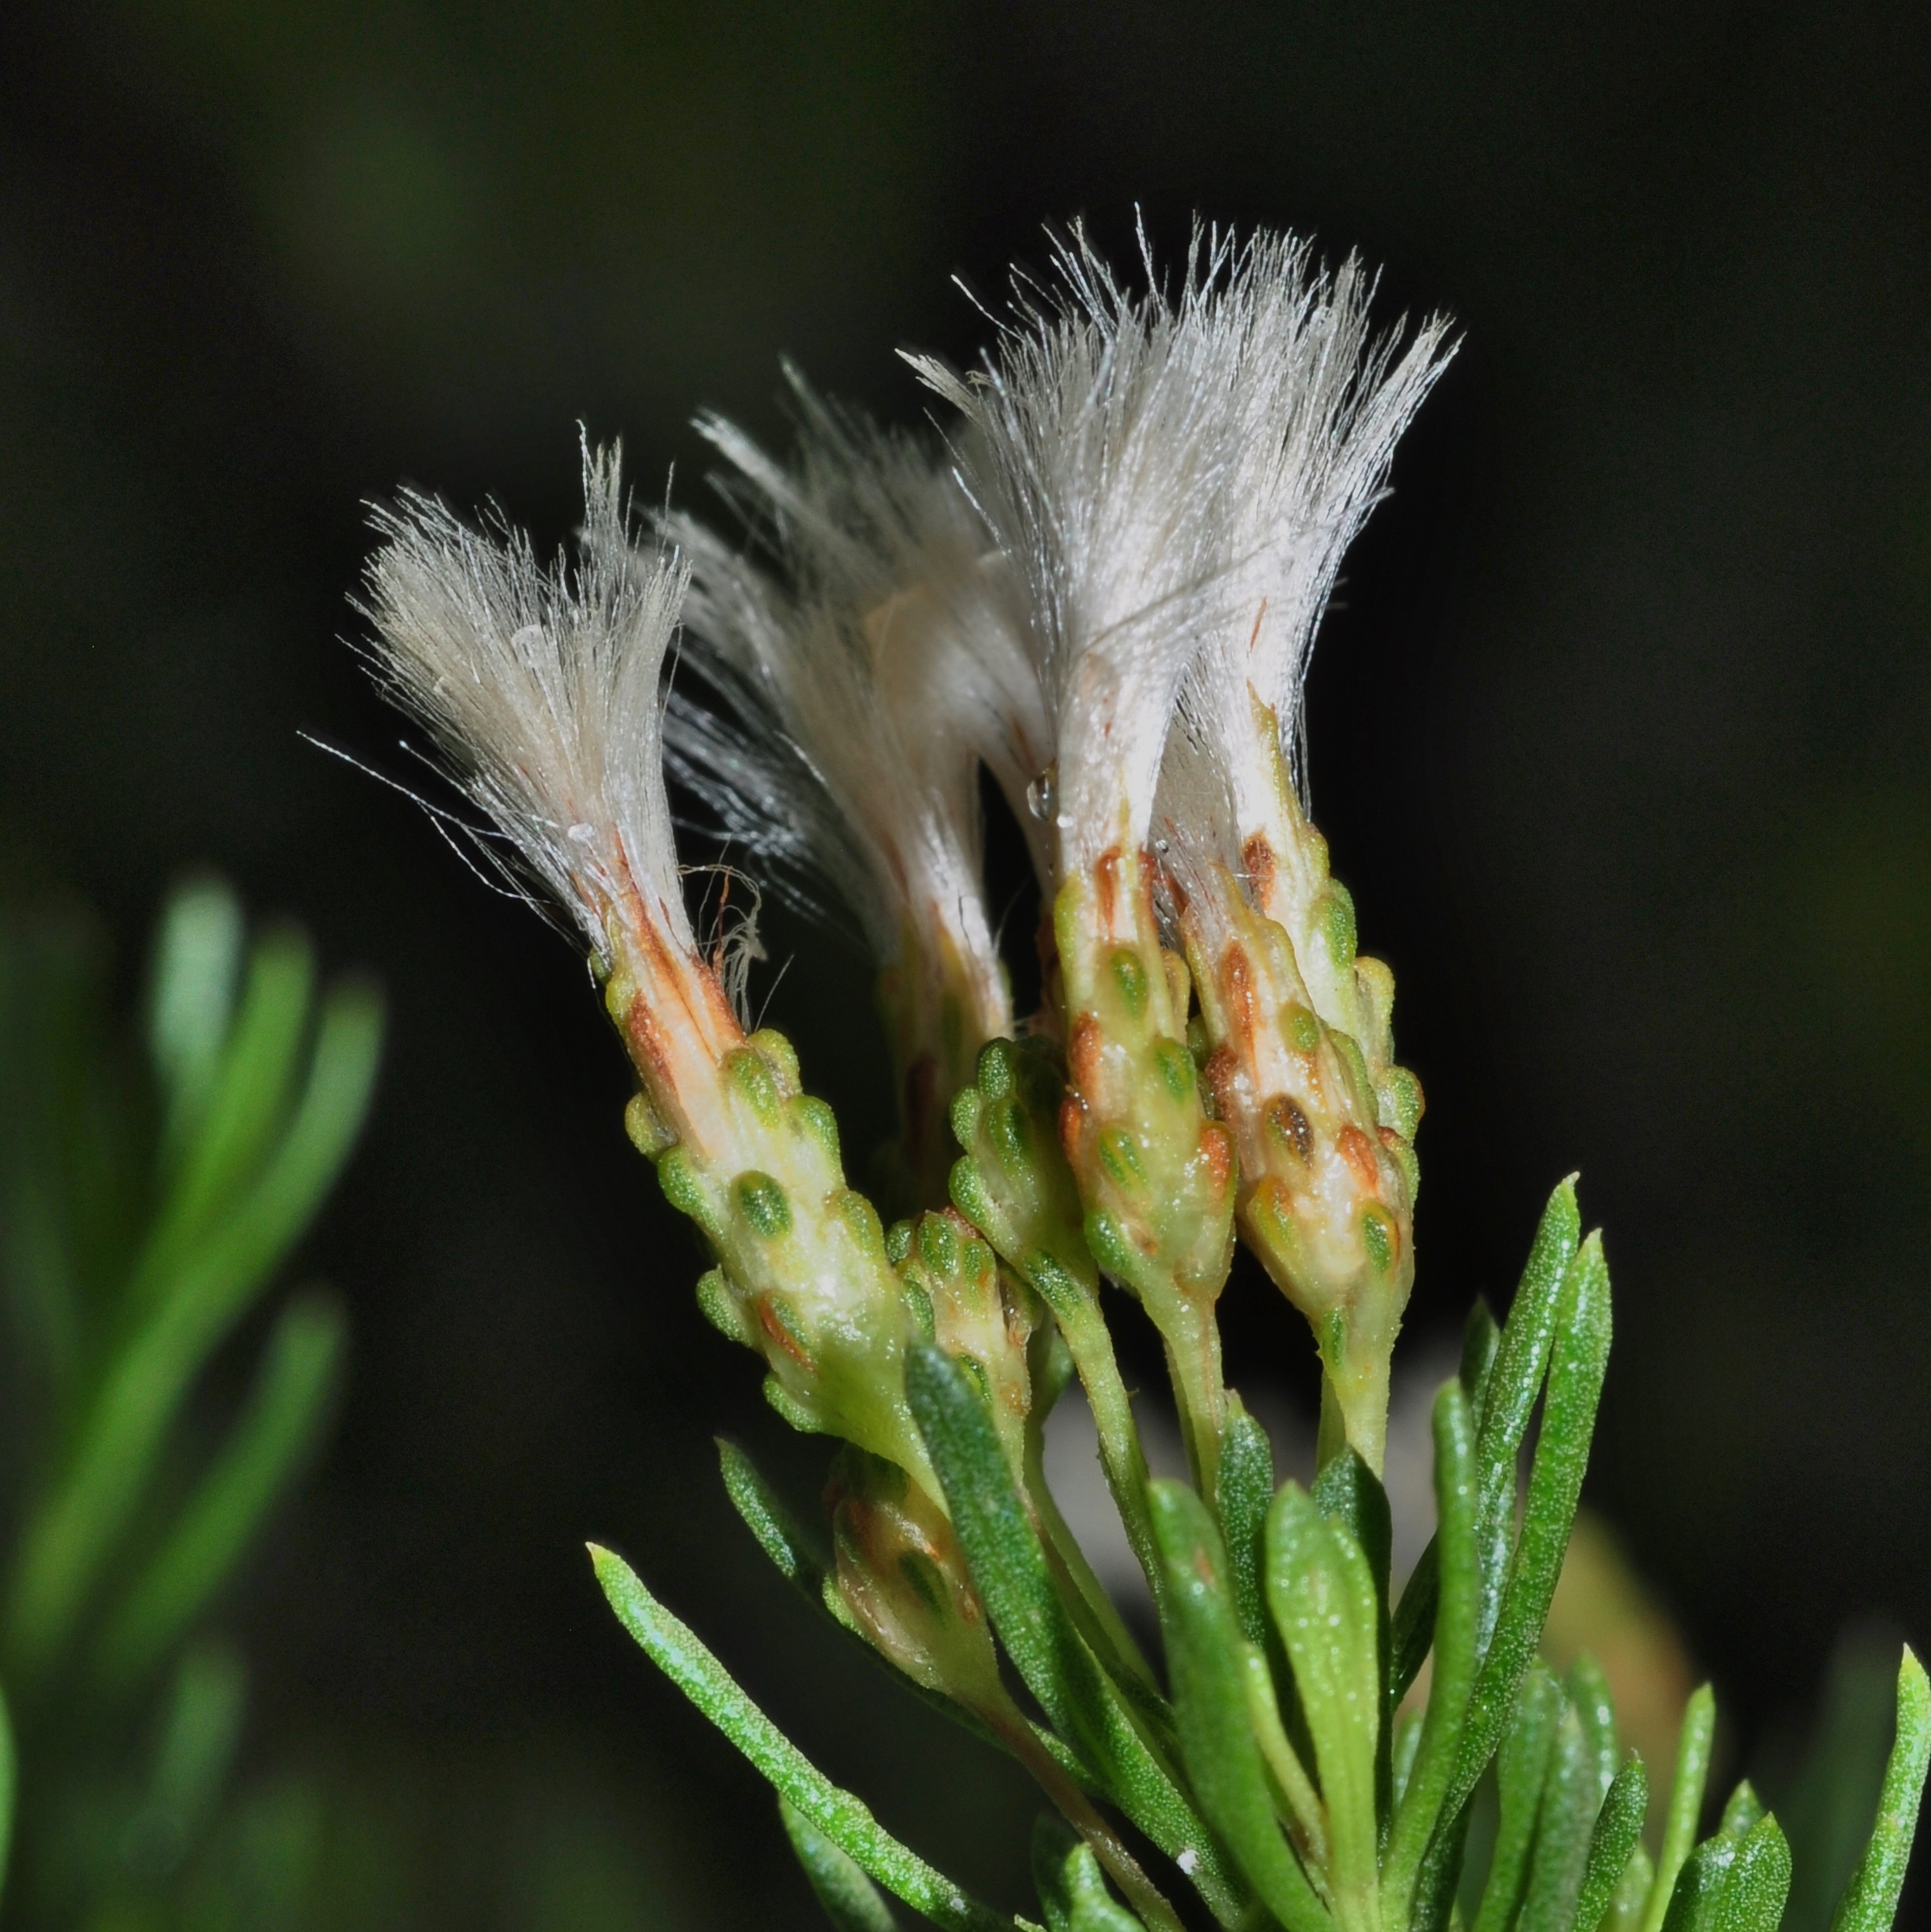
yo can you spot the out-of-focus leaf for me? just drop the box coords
[120,1640,249,1877]
[1568,1656,1620,1805]
[784,1793,903,1932]
[719,1436,830,1596]
[1517,1702,1598,1932]
[6,977,381,1682]
[98,1290,346,1692]
[1471,1663,1563,1932]
[1826,1647,1930,1932]
[147,877,244,1162]
[590,1544,1014,1932]
[1718,1782,1765,1841]
[1642,1685,1718,1932]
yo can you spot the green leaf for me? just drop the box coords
[1390,1541,1438,1711]
[1267,1482,1382,1916]
[137,1640,248,1853]
[1472,1181,1582,1658]
[1032,1818,1148,1932]
[591,1544,1014,1932]
[1517,1702,1600,1932]
[1147,1481,1332,1932]
[1459,1300,1500,1430]
[98,1290,346,1692]
[1718,1783,1765,1843]
[1568,1656,1620,1804]
[155,927,317,1250]
[719,1437,831,1596]
[1827,1647,1930,1932]
[6,978,381,1682]
[147,877,244,1160]
[1217,1403,1274,1649]
[1642,1685,1717,1932]
[784,1793,903,1932]
[1471,1663,1564,1932]
[1384,1384,1479,1928]
[1721,1816,1794,1932]
[904,1345,1239,1923]
[1573,1759,1651,1932]
[1451,1233,1611,1817]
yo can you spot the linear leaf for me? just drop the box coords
[1032,1819,1149,1932]
[719,1437,830,1595]
[1518,1702,1599,1932]
[1471,1663,1563,1932]
[784,1793,904,1932]
[5,981,380,1682]
[1641,1686,1717,1932]
[1572,1758,1650,1932]
[1718,1816,1792,1932]
[1218,1403,1274,1650]
[1384,1384,1478,1926]
[1827,1647,1930,1932]
[99,1290,345,1691]
[147,878,244,1161]
[1451,1234,1611,1816]
[1148,1481,1332,1932]
[591,1545,1012,1932]
[1267,1483,1381,1917]
[904,1345,1240,1923]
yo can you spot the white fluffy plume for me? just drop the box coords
[664,373,1045,1015]
[1165,237,1455,846]
[359,437,695,969]
[911,222,1452,884]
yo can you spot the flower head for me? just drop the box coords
[664,376,1048,1193]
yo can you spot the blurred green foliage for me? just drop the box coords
[0,878,378,1929]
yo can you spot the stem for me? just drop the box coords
[1053,1296,1164,1609]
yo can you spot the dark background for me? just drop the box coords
[3,2,1928,1924]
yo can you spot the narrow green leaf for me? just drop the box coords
[1568,1656,1620,1804]
[1659,1841,1733,1932]
[1717,1783,1764,1842]
[1608,1849,1657,1932]
[5,982,381,1682]
[1827,1646,1930,1932]
[719,1437,830,1595]
[1460,1300,1500,1430]
[591,1545,1013,1932]
[1471,1663,1564,1932]
[1267,1483,1382,1916]
[1642,1685,1718,1932]
[144,1641,248,1843]
[1518,1703,1602,1932]
[100,1290,345,1692]
[904,1346,1241,1923]
[1719,1816,1793,1932]
[1032,1818,1148,1932]
[1384,1384,1479,1927]
[1573,1759,1651,1932]
[784,1793,903,1932]
[147,878,244,1159]
[1390,1540,1438,1710]
[157,927,316,1247]
[1218,1403,1274,1649]
[1451,1234,1611,1817]
[1472,1181,1582,1659]
[1147,1481,1332,1932]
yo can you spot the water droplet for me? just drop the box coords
[1026,762,1058,823]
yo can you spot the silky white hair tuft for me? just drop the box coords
[664,372,1045,995]
[358,436,695,969]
